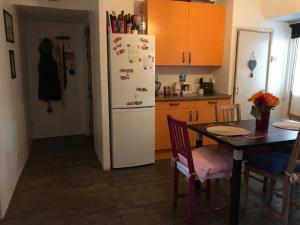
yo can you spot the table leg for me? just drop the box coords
[229,150,243,225]
[196,133,203,147]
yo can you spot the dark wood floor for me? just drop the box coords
[1,136,300,225]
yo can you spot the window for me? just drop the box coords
[287,24,300,120]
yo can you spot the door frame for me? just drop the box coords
[233,28,273,104]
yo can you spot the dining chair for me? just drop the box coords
[215,103,271,192]
[215,104,241,123]
[244,131,300,225]
[167,115,232,223]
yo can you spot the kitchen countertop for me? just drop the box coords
[155,93,232,101]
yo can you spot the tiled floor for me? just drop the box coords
[1,136,299,225]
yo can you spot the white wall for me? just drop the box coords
[10,0,98,11]
[23,21,89,139]
[215,0,290,118]
[0,0,30,218]
[263,0,300,20]
[10,0,110,168]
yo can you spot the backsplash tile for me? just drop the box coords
[157,74,212,94]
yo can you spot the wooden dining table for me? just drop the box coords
[188,118,298,225]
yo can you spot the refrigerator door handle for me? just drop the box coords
[113,107,155,113]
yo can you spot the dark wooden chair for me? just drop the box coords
[215,104,270,192]
[244,131,300,225]
[215,104,241,122]
[167,115,232,223]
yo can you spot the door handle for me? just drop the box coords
[189,52,192,65]
[235,87,240,95]
[169,102,180,106]
[182,52,185,64]
[189,111,193,122]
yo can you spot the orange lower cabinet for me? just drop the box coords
[193,99,231,146]
[155,99,231,160]
[155,101,194,159]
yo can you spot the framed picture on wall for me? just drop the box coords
[3,10,14,43]
[9,50,16,79]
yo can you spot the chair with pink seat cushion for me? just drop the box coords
[167,115,232,223]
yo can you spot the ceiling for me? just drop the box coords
[16,5,89,24]
[278,13,300,23]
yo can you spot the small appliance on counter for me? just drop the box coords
[163,86,171,96]
[155,79,161,96]
[182,81,193,96]
[200,82,214,96]
[173,82,181,96]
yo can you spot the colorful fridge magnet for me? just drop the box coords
[139,38,149,51]
[120,74,130,80]
[141,45,149,51]
[139,37,149,43]
[126,101,135,106]
[136,88,148,92]
[135,101,143,105]
[119,69,134,73]
[113,37,125,55]
[126,101,143,106]
[143,54,155,71]
[113,37,122,44]
[128,44,141,64]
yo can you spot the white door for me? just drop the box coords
[234,30,271,120]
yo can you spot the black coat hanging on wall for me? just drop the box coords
[38,38,62,103]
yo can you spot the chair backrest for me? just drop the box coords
[215,104,241,122]
[286,131,300,176]
[167,115,195,173]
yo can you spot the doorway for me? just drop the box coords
[233,29,272,120]
[18,6,94,142]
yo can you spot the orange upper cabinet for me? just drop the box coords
[187,3,225,66]
[147,0,189,66]
[147,0,225,66]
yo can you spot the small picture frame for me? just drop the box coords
[112,20,126,33]
[9,50,16,79]
[3,10,14,43]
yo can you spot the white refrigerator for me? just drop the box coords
[108,34,155,168]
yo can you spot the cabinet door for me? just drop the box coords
[187,3,225,66]
[155,107,195,150]
[147,0,189,65]
[194,99,230,145]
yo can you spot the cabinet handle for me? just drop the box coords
[189,52,192,65]
[196,110,199,122]
[208,101,218,104]
[182,52,185,64]
[169,102,180,106]
[189,111,193,122]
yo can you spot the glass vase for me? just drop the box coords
[256,110,271,130]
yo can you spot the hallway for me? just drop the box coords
[1,137,300,225]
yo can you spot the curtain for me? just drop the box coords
[291,23,300,39]
[287,37,300,119]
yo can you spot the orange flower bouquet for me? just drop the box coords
[248,91,280,130]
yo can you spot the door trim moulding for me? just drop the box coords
[232,28,273,104]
